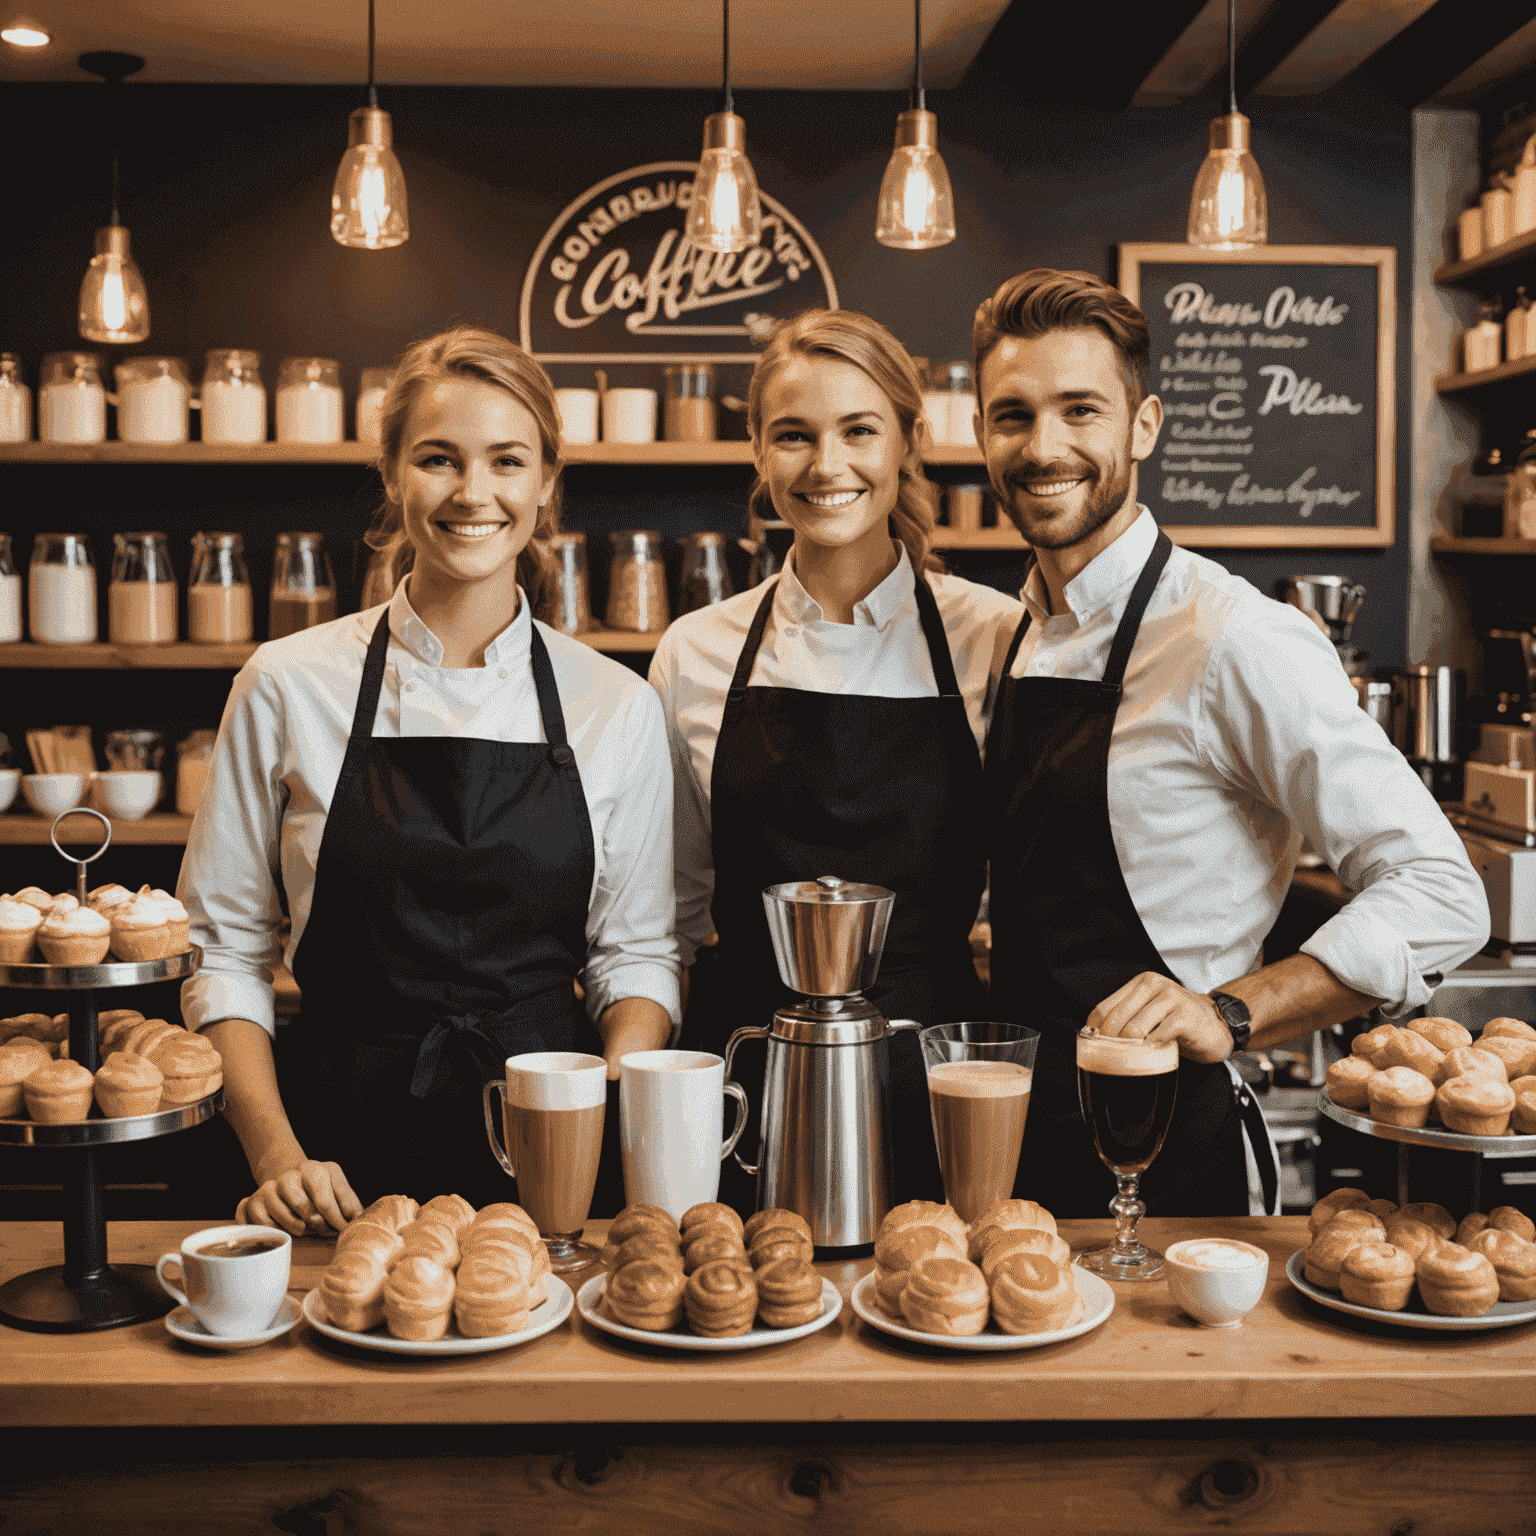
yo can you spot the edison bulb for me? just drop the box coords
[1188,113,1267,249]
[331,107,409,250]
[78,226,150,344]
[685,112,762,255]
[875,110,955,251]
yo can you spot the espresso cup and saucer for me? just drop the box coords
[157,1224,301,1349]
[1163,1238,1270,1328]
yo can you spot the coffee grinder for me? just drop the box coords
[723,877,921,1252]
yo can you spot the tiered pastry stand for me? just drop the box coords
[1318,1091,1536,1209]
[0,809,220,1332]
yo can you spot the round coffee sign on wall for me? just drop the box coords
[519,160,838,364]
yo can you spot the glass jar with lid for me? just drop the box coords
[679,530,734,613]
[270,532,337,639]
[109,531,178,645]
[0,533,20,642]
[549,531,592,635]
[114,357,192,444]
[0,354,31,443]
[606,530,669,633]
[663,364,717,443]
[922,360,977,447]
[29,533,97,644]
[38,353,107,444]
[1504,432,1536,542]
[189,532,254,644]
[201,350,267,444]
[356,366,395,448]
[276,358,344,444]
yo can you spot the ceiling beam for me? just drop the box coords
[1233,0,1346,103]
[1362,0,1536,108]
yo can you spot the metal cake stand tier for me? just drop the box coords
[0,810,214,1334]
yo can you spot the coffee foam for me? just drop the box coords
[622,1049,718,1074]
[1167,1239,1266,1270]
[927,1060,1032,1098]
[506,1051,608,1110]
[1076,1034,1179,1076]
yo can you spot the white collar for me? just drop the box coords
[777,540,913,630]
[1021,506,1159,627]
[388,577,531,668]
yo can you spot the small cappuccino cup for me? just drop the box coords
[1164,1238,1269,1328]
[156,1224,291,1336]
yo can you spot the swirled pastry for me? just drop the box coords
[1351,1024,1398,1067]
[607,1258,687,1331]
[156,1037,223,1106]
[320,1250,390,1332]
[977,1225,1073,1281]
[684,1258,758,1337]
[395,1214,461,1271]
[358,1194,419,1232]
[873,1223,966,1319]
[418,1194,477,1235]
[747,1215,815,1255]
[1339,1241,1416,1311]
[1381,1217,1443,1262]
[1362,1199,1399,1223]
[600,1205,680,1266]
[1375,1030,1443,1079]
[93,1050,163,1117]
[990,1251,1081,1334]
[1325,1056,1376,1111]
[382,1256,455,1340]
[1316,1208,1387,1240]
[743,1208,812,1248]
[749,1232,814,1270]
[1394,1202,1457,1241]
[899,1256,990,1336]
[469,1202,539,1239]
[454,1250,534,1337]
[606,1232,683,1275]
[679,1202,744,1242]
[1415,1243,1500,1317]
[1482,1016,1536,1042]
[462,1228,549,1305]
[97,1010,146,1054]
[1367,1067,1436,1129]
[334,1219,405,1270]
[1465,1229,1536,1302]
[1433,1045,1506,1088]
[1475,1035,1536,1080]
[683,1228,749,1275]
[1437,1074,1515,1136]
[754,1255,822,1327]
[1303,1225,1377,1291]
[1488,1205,1536,1243]
[1308,1188,1371,1234]
[964,1198,1056,1262]
[1408,1016,1473,1052]
[881,1200,968,1251]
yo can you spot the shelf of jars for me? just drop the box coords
[0,813,193,846]
[1433,224,1536,289]
[1434,351,1536,395]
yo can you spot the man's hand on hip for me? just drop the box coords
[1086,972,1233,1064]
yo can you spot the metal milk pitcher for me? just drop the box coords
[722,877,919,1250]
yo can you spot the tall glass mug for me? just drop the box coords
[919,1022,1039,1224]
[1075,1028,1179,1280]
[483,1052,606,1272]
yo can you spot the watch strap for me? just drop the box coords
[1208,990,1252,1052]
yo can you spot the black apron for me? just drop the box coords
[985,530,1277,1218]
[690,570,989,1216]
[286,608,622,1213]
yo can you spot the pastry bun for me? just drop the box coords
[1436,1074,1515,1137]
[683,1228,749,1275]
[607,1258,687,1331]
[1433,1046,1505,1088]
[743,1208,812,1248]
[679,1202,744,1242]
[1415,1243,1500,1317]
[976,1226,1072,1282]
[1514,1082,1536,1135]
[1351,1024,1398,1068]
[684,1258,758,1337]
[881,1200,968,1250]
[92,1050,163,1117]
[1339,1241,1416,1311]
[1303,1225,1376,1291]
[1381,1217,1443,1261]
[873,1223,966,1319]
[989,1252,1080,1334]
[1475,1035,1536,1080]
[382,1256,456,1341]
[320,1251,390,1332]
[899,1256,990,1336]
[1482,1017,1536,1042]
[395,1214,462,1271]
[964,1198,1056,1262]
[0,1048,40,1116]
[1325,1056,1376,1111]
[453,1250,534,1337]
[1367,1067,1436,1129]
[359,1194,419,1232]
[469,1202,539,1238]
[418,1194,477,1235]
[1376,1030,1444,1078]
[606,1232,683,1275]
[23,1058,94,1123]
[1317,1208,1387,1240]
[1489,1205,1536,1243]
[1395,1202,1457,1240]
[1308,1188,1371,1234]
[1464,1229,1536,1302]
[754,1256,822,1328]
[334,1219,405,1269]
[1408,1017,1473,1053]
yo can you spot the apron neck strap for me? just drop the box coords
[334,611,394,796]
[727,578,780,701]
[526,620,571,749]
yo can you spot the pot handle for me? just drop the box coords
[482,1079,515,1179]
[722,1024,769,1176]
[884,1018,924,1036]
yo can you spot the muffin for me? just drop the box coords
[23,1058,95,1123]
[1475,1035,1536,1080]
[156,1036,223,1104]
[1408,1016,1473,1053]
[1325,1056,1376,1111]
[36,906,110,967]
[1433,1046,1506,1088]
[0,1047,43,1116]
[1437,1074,1516,1137]
[1514,1082,1536,1135]
[1350,1024,1399,1068]
[140,887,190,952]
[1375,1029,1444,1079]
[86,883,134,916]
[11,887,54,914]
[1339,1242,1416,1311]
[1415,1243,1500,1317]
[1366,1067,1436,1129]
[1481,1017,1536,1042]
[0,897,43,964]
[123,1018,184,1062]
[93,1051,165,1117]
[108,897,171,962]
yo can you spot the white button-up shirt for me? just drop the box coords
[648,543,1024,965]
[178,582,681,1036]
[1008,508,1489,1013]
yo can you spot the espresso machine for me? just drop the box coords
[1281,574,1369,683]
[723,877,920,1252]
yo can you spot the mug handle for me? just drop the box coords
[720,1081,748,1163]
[155,1253,189,1308]
[723,1025,769,1177]
[482,1080,516,1178]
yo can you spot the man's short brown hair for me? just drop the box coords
[972,269,1152,406]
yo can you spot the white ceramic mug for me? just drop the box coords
[619,1049,748,1219]
[554,388,600,446]
[0,769,19,813]
[97,769,162,821]
[1163,1238,1269,1328]
[156,1224,291,1336]
[602,388,657,444]
[22,773,85,817]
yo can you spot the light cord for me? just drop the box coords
[915,0,924,112]
[1227,0,1236,115]
[367,0,377,108]
[722,0,732,116]
[109,80,120,226]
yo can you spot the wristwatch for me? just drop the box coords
[1208,991,1252,1053]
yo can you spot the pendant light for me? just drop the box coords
[77,51,150,344]
[1187,0,1267,248]
[875,0,955,251]
[331,0,409,249]
[684,0,762,255]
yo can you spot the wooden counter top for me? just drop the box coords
[3,1216,1532,1429]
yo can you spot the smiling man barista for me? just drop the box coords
[974,269,1490,1217]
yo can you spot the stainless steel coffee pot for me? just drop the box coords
[1281,574,1366,646]
[723,876,919,1250]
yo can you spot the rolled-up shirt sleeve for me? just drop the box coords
[1199,606,1490,1014]
[581,682,682,1024]
[177,659,289,1036]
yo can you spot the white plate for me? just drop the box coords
[577,1272,841,1350]
[1285,1251,1536,1332]
[165,1295,302,1350]
[850,1268,1114,1350]
[301,1275,573,1354]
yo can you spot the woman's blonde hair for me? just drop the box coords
[362,325,564,614]
[746,308,943,575]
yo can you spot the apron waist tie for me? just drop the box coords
[408,1011,512,1100]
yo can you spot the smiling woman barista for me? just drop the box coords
[649,309,1023,1216]
[178,326,679,1233]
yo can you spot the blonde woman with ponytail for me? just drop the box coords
[180,325,677,1233]
[649,308,1023,1216]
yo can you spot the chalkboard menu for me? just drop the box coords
[1118,244,1396,547]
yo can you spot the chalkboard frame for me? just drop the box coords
[1118,243,1396,548]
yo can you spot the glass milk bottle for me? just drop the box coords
[114,357,192,444]
[549,531,592,635]
[276,358,344,443]
[356,366,395,447]
[0,354,31,443]
[38,353,107,444]
[188,532,253,644]
[201,350,267,444]
[109,531,178,645]
[0,534,20,642]
[269,532,337,639]
[29,533,97,644]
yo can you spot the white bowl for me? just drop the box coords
[22,773,86,817]
[1164,1238,1270,1328]
[0,769,19,813]
[97,770,163,821]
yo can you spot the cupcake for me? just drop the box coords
[23,1059,95,1123]
[36,906,111,967]
[0,1037,53,1074]
[140,887,190,952]
[156,1036,222,1104]
[11,887,54,915]
[87,884,134,915]
[109,897,171,961]
[48,893,79,915]
[0,1047,43,1116]
[93,1051,165,1117]
[0,898,43,964]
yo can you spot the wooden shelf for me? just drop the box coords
[1430,535,1536,555]
[933,526,1027,551]
[572,628,660,651]
[0,812,193,845]
[1433,224,1536,289]
[1434,352,1536,395]
[0,642,257,669]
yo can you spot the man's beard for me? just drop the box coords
[998,448,1134,551]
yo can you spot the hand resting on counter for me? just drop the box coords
[237,1157,362,1235]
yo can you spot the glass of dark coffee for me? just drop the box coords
[919,1022,1039,1224]
[1075,1028,1179,1281]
